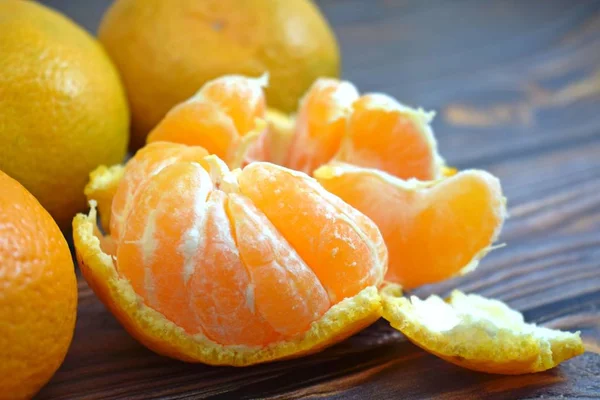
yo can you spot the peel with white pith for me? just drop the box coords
[381,285,584,374]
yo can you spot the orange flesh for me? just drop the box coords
[110,142,209,243]
[335,94,438,180]
[315,165,504,289]
[145,101,238,160]
[109,144,385,346]
[145,76,441,182]
[187,189,281,346]
[237,163,386,303]
[146,75,268,166]
[227,193,329,337]
[117,162,209,335]
[199,75,266,136]
[285,78,359,174]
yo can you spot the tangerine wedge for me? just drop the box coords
[74,142,387,365]
[285,78,444,179]
[314,163,506,289]
[146,75,268,168]
[285,78,359,174]
[336,93,443,180]
[381,285,585,374]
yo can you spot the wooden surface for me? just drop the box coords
[38,1,600,399]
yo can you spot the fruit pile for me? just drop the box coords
[76,74,584,372]
[0,0,585,398]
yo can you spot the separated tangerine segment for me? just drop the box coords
[146,75,268,168]
[110,142,209,243]
[108,143,387,347]
[335,94,442,180]
[284,78,443,179]
[199,74,267,136]
[314,163,506,289]
[285,78,359,174]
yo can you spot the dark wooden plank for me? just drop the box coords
[37,0,600,399]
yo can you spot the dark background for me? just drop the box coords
[38,1,600,399]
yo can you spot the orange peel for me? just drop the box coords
[84,164,124,233]
[381,285,585,374]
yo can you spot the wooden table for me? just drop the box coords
[38,1,600,398]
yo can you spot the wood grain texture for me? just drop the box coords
[37,0,600,399]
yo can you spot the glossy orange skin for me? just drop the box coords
[99,0,340,149]
[0,170,77,399]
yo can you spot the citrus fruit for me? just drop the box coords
[147,75,268,168]
[99,0,340,149]
[74,142,386,365]
[109,142,211,245]
[0,170,77,399]
[285,78,359,174]
[336,93,442,180]
[381,285,585,374]
[0,0,129,229]
[285,78,444,178]
[314,163,506,289]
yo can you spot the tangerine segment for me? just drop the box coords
[146,75,268,167]
[116,162,213,336]
[145,100,237,159]
[314,163,506,289]
[187,190,282,346]
[110,142,209,242]
[381,285,585,374]
[335,94,442,180]
[74,209,382,365]
[199,74,267,136]
[285,78,359,174]
[227,193,330,337]
[237,163,387,303]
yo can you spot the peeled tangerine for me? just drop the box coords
[75,75,584,373]
[380,285,584,374]
[73,141,387,366]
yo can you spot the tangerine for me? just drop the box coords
[74,142,386,365]
[0,170,77,398]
